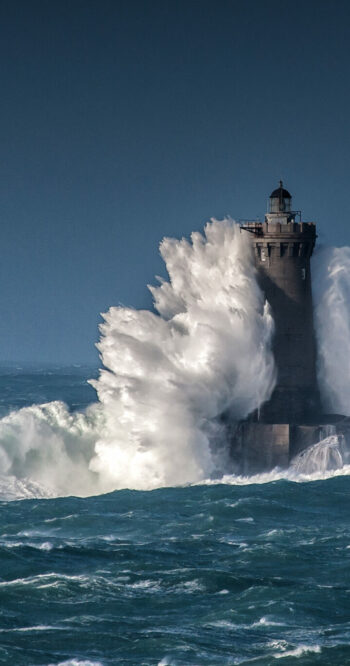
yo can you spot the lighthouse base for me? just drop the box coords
[230,421,349,474]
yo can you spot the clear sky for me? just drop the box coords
[1,0,350,363]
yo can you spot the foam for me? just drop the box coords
[0,225,349,499]
[0,220,276,498]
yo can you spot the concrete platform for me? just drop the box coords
[230,422,324,474]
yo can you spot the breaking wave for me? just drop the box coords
[0,225,350,499]
[0,220,276,498]
[215,433,350,487]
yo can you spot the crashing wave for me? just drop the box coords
[0,220,276,497]
[0,228,349,498]
[290,435,347,475]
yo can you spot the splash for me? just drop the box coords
[0,401,104,498]
[313,246,350,415]
[1,224,350,499]
[88,220,276,491]
[213,434,350,487]
[0,220,276,497]
[290,434,346,475]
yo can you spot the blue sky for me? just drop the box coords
[1,0,350,363]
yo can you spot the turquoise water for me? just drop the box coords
[0,368,349,665]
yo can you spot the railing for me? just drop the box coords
[240,222,264,236]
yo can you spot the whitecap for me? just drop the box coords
[273,644,321,658]
[48,661,104,666]
[251,616,285,628]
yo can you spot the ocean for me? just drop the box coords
[1,222,350,664]
[0,366,349,666]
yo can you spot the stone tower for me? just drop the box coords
[247,181,320,423]
[234,183,325,472]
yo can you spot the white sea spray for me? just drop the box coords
[89,220,276,491]
[313,246,350,415]
[0,219,276,497]
[1,224,350,499]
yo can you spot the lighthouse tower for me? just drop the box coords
[234,183,324,472]
[253,181,320,423]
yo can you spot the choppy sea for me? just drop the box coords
[0,366,349,665]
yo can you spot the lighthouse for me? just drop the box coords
[250,181,320,424]
[232,183,330,472]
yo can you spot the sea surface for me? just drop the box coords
[0,367,349,665]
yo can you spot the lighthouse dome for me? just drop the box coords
[270,182,291,199]
[269,180,292,213]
